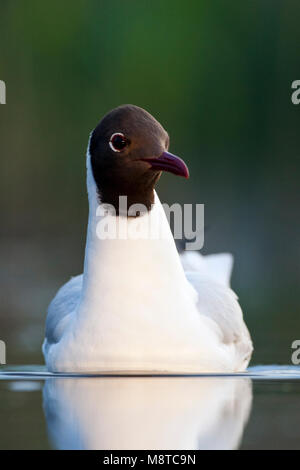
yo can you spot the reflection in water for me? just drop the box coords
[43,377,252,450]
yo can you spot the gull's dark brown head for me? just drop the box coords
[89,104,189,215]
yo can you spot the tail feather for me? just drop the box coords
[181,252,233,287]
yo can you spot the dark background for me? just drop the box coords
[0,0,299,366]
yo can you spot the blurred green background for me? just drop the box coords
[0,0,299,366]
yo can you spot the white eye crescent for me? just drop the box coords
[109,133,128,152]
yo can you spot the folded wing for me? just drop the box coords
[181,251,253,371]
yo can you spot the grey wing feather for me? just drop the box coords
[44,274,83,346]
[186,272,253,370]
[181,252,253,371]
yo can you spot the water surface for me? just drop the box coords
[0,366,299,450]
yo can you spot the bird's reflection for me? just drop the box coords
[43,376,252,450]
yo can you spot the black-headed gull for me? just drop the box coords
[43,105,252,372]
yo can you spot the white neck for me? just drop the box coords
[78,150,197,317]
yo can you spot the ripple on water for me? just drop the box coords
[0,364,300,380]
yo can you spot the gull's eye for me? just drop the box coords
[109,133,128,152]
